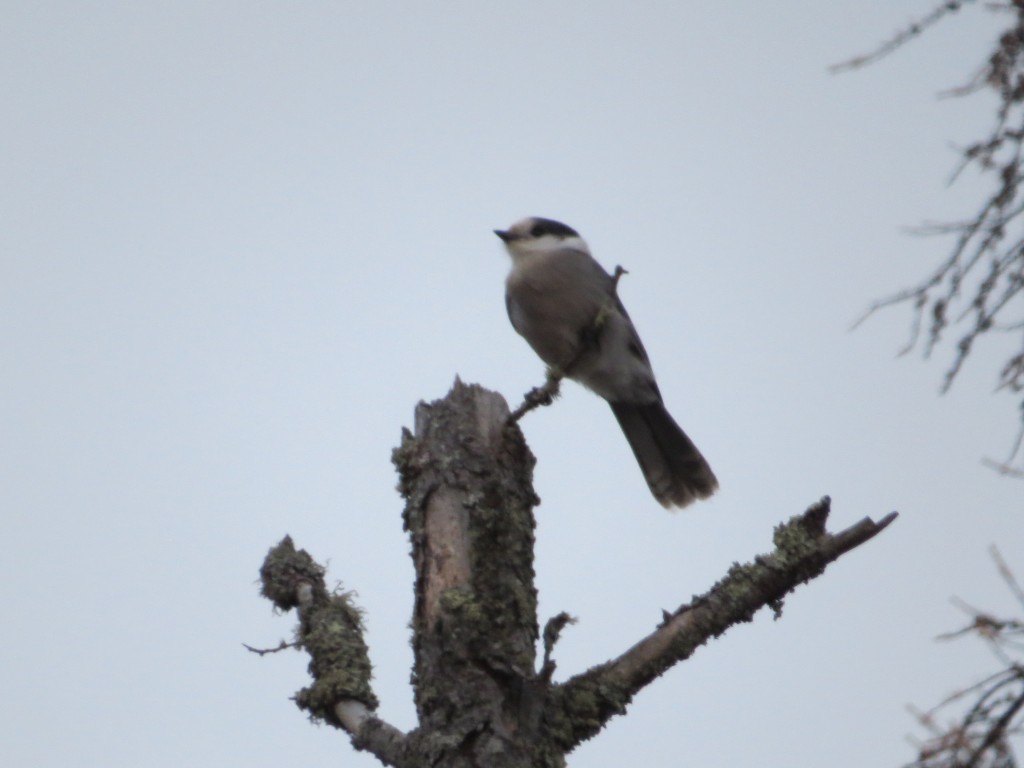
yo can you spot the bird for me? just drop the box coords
[495,216,718,509]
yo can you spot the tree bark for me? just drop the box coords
[256,378,897,767]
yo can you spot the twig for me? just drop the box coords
[992,545,1024,611]
[243,640,297,656]
[829,1,974,73]
[539,612,577,683]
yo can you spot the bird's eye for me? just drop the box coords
[530,224,547,238]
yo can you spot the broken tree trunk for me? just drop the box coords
[256,379,896,768]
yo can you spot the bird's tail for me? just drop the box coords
[609,401,718,509]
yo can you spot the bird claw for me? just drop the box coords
[508,374,563,424]
[527,385,554,407]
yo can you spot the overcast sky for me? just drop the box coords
[2,3,1021,767]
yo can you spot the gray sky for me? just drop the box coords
[2,2,1021,767]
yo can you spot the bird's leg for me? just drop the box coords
[508,367,563,423]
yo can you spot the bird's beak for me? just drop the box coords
[494,229,512,242]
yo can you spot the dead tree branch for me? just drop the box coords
[545,498,897,751]
[830,0,974,73]
[257,536,410,765]
[256,380,896,767]
[906,548,1024,768]
[838,0,1024,472]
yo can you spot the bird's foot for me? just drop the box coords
[508,371,563,423]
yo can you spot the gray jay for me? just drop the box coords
[495,216,718,509]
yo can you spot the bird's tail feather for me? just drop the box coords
[609,401,718,509]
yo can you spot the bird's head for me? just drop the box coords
[494,217,590,259]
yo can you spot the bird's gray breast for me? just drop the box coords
[505,249,660,404]
[505,249,609,368]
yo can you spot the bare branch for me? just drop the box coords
[992,546,1024,610]
[907,552,1024,768]
[830,1,974,73]
[546,497,898,750]
[242,640,297,656]
[842,1,1024,474]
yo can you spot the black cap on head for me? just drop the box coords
[526,218,578,239]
